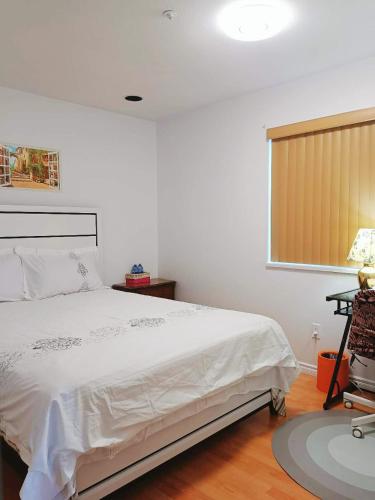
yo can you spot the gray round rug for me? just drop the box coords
[272,410,375,499]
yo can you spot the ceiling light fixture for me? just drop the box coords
[217,0,293,41]
[124,95,143,102]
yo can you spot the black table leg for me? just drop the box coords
[323,315,352,410]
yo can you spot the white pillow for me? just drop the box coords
[0,248,25,302]
[16,246,103,300]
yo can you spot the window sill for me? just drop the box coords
[266,261,359,275]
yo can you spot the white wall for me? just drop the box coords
[0,87,158,285]
[157,57,375,382]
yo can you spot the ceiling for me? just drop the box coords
[1,0,375,120]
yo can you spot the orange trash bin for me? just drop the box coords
[317,351,349,396]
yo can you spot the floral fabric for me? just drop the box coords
[348,289,375,359]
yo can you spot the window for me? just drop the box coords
[268,107,375,269]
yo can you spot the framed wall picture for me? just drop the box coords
[0,143,60,191]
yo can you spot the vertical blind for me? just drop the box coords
[268,108,375,267]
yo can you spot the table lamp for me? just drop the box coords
[347,228,375,289]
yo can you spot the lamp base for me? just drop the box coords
[358,264,375,290]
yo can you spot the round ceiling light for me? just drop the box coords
[217,1,293,41]
[125,95,143,102]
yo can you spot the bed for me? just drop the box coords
[0,205,299,500]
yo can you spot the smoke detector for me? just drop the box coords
[163,9,177,21]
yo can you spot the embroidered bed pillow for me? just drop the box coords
[15,247,103,300]
[0,248,25,301]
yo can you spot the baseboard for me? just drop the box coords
[298,360,375,392]
[351,374,375,393]
[298,361,317,376]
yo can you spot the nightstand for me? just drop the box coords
[112,278,176,300]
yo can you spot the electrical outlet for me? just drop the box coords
[312,322,321,340]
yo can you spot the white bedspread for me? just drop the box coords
[0,289,298,499]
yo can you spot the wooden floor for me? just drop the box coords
[1,374,352,499]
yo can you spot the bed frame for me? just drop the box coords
[0,205,99,250]
[76,389,274,499]
[0,205,279,499]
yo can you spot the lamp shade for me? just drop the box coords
[348,228,375,264]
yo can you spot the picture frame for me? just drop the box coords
[0,142,61,191]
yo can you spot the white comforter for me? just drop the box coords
[0,289,298,499]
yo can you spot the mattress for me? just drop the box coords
[0,288,299,500]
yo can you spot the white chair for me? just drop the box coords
[344,391,375,438]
